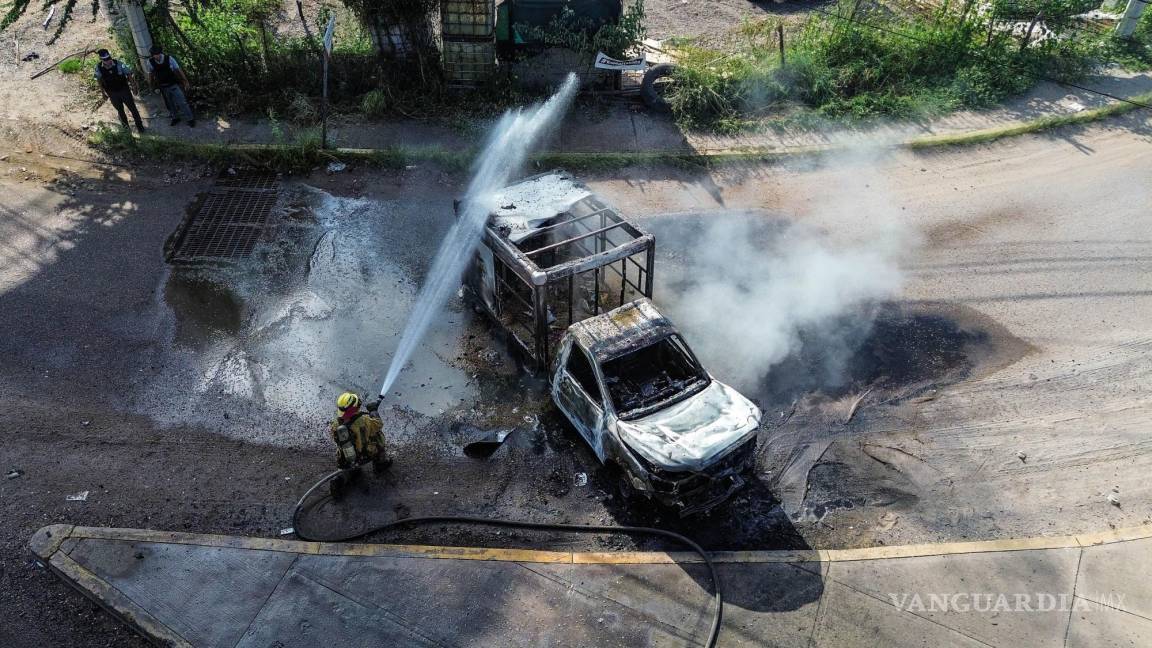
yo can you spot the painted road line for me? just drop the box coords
[32,523,1152,566]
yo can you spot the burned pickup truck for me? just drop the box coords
[463,171,762,515]
[553,299,762,515]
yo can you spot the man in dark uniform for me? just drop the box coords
[145,45,195,127]
[93,49,145,133]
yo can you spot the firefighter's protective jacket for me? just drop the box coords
[329,412,385,462]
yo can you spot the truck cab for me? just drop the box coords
[551,298,762,516]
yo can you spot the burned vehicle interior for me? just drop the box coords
[463,171,655,369]
[601,334,710,419]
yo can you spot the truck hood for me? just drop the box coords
[614,380,762,472]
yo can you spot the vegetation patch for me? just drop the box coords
[665,0,1152,132]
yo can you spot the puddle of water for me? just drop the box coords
[163,273,244,346]
[149,185,481,444]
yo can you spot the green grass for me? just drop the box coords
[665,0,1145,133]
[58,57,88,74]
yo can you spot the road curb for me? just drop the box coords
[90,92,1151,170]
[30,523,1152,647]
[31,522,1152,566]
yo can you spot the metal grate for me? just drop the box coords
[214,169,280,190]
[167,171,280,263]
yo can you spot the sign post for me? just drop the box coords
[321,15,335,149]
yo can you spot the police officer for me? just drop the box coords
[93,49,145,133]
[146,45,195,127]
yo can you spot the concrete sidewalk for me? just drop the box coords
[134,71,1152,156]
[30,523,1152,647]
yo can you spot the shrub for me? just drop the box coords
[360,89,390,119]
[147,0,378,115]
[285,93,320,126]
[665,0,1121,131]
[518,0,647,58]
[58,57,88,74]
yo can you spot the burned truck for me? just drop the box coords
[463,170,655,369]
[463,171,762,515]
[553,299,762,515]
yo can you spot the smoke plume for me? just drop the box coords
[654,154,912,395]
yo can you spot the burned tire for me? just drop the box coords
[605,462,644,505]
[641,63,677,112]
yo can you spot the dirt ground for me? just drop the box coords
[3,109,1151,645]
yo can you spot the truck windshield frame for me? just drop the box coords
[600,334,710,420]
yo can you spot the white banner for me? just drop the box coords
[593,52,647,71]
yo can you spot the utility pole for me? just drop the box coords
[118,0,153,64]
[1116,0,1148,39]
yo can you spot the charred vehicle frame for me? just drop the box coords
[462,171,762,515]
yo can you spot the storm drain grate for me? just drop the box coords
[214,169,280,190]
[167,171,280,263]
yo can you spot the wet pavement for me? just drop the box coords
[3,125,1150,646]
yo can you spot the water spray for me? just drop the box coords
[377,73,580,400]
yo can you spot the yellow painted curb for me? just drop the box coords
[45,549,194,647]
[33,523,1152,566]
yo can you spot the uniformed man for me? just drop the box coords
[330,392,391,472]
[145,45,195,127]
[93,49,145,133]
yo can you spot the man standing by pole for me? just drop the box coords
[94,49,145,133]
[146,45,196,127]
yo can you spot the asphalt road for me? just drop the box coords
[1,115,1150,646]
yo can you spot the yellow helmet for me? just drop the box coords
[336,392,360,411]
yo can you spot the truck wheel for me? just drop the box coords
[605,463,642,505]
[641,63,677,112]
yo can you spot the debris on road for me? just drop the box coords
[1017,451,1027,462]
[1107,493,1121,507]
[843,387,873,424]
[878,512,899,531]
[574,473,588,487]
[912,389,938,403]
[462,428,513,459]
[279,527,294,536]
[326,161,347,174]
[65,491,89,502]
[6,469,22,479]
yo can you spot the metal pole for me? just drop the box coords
[777,23,785,67]
[321,53,329,148]
[533,287,548,369]
[643,244,655,298]
[1117,0,1148,38]
[321,15,335,149]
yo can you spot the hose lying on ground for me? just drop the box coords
[292,470,724,648]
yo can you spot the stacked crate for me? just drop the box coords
[441,0,497,88]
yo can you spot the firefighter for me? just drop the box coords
[330,392,391,472]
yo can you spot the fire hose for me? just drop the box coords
[292,470,724,648]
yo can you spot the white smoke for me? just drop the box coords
[655,151,913,392]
